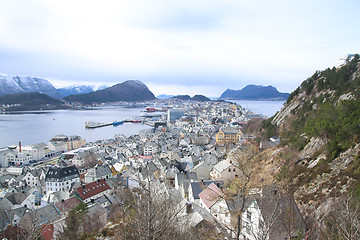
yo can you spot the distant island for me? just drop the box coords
[220,85,289,101]
[171,94,211,101]
[157,94,174,99]
[0,92,68,111]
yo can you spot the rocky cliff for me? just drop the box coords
[257,54,360,235]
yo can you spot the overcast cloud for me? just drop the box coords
[0,0,359,97]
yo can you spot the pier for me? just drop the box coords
[85,121,113,128]
[85,119,144,128]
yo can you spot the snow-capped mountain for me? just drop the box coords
[0,74,60,99]
[56,85,95,98]
[96,84,110,91]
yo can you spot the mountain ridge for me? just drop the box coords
[0,74,60,99]
[63,80,156,103]
[57,85,95,98]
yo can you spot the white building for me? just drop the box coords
[240,187,306,240]
[45,164,80,193]
[143,142,158,156]
[0,148,10,167]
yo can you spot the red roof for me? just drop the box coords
[55,196,82,212]
[199,183,224,209]
[40,224,54,240]
[73,179,110,200]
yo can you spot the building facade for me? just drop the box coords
[215,126,243,145]
[45,165,80,193]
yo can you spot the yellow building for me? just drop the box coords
[216,126,243,145]
[66,136,86,151]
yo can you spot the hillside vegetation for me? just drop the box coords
[255,55,360,236]
[271,54,360,159]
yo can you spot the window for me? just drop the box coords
[247,211,251,220]
[233,168,236,172]
[246,222,251,234]
[259,219,264,229]
[228,169,231,172]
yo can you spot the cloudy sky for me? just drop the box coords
[0,0,358,97]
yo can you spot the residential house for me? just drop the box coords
[111,162,128,176]
[71,179,111,204]
[22,168,46,188]
[20,204,60,240]
[240,186,306,240]
[175,172,197,191]
[191,160,213,180]
[55,196,82,218]
[84,164,112,183]
[210,160,241,181]
[198,183,230,227]
[188,180,224,204]
[4,190,37,209]
[0,206,28,232]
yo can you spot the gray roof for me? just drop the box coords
[5,192,30,205]
[22,204,60,227]
[45,165,80,181]
[87,164,112,178]
[4,206,28,224]
[176,172,197,187]
[213,160,232,173]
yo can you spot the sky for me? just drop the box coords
[0,0,359,98]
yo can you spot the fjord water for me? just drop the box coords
[0,101,285,148]
[0,106,151,148]
[233,100,285,118]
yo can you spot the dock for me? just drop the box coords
[85,119,144,128]
[85,121,113,128]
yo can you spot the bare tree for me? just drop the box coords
[19,206,58,240]
[321,193,360,240]
[113,172,187,240]
[82,151,98,168]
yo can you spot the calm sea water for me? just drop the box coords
[0,101,285,148]
[232,100,285,118]
[0,106,152,148]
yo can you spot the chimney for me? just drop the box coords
[19,141,22,153]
